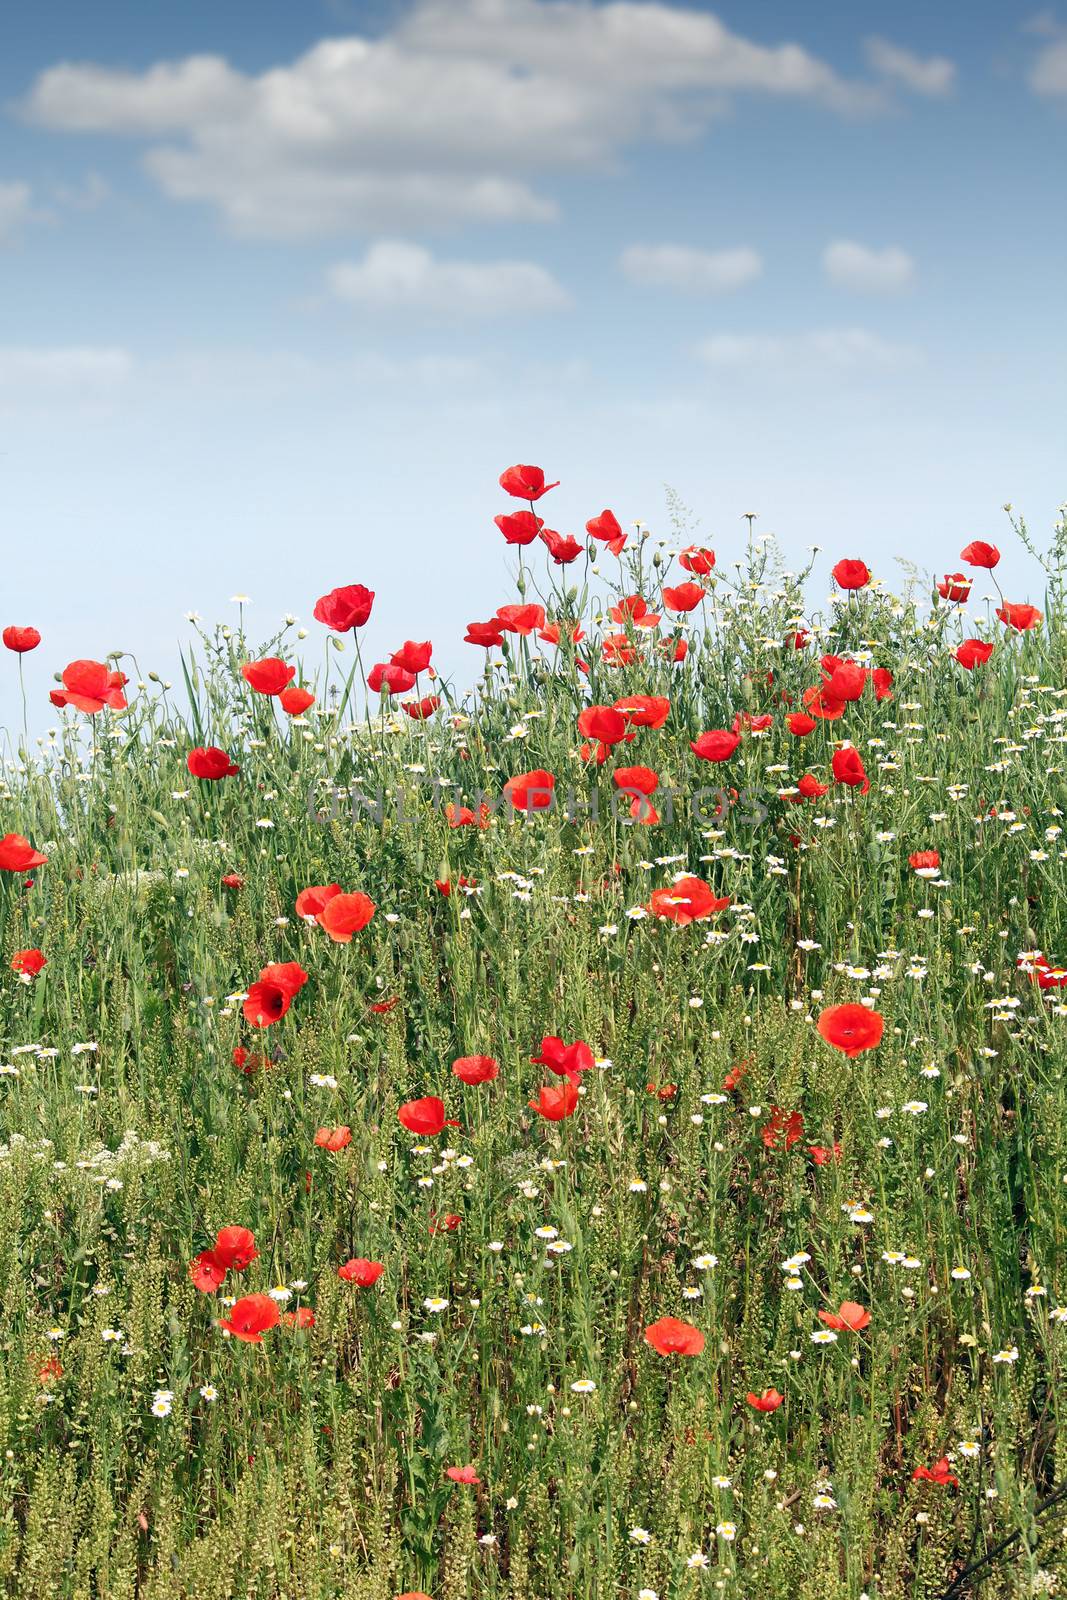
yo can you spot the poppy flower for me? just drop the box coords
[646,876,729,925]
[187,746,239,780]
[404,695,440,720]
[368,661,415,695]
[601,633,637,666]
[465,620,505,648]
[644,1316,705,1357]
[662,582,705,614]
[817,1003,884,1057]
[221,873,244,890]
[786,712,816,737]
[445,1465,481,1485]
[690,730,740,763]
[960,540,1000,569]
[500,464,558,500]
[909,849,940,877]
[318,891,376,943]
[0,833,47,872]
[831,746,870,794]
[219,1293,280,1343]
[796,773,829,801]
[445,802,490,829]
[818,1300,870,1332]
[538,621,584,648]
[398,1096,446,1136]
[578,705,628,747]
[586,509,626,555]
[296,883,342,920]
[679,545,715,576]
[746,1389,784,1412]
[396,1593,433,1600]
[190,1252,228,1293]
[937,573,971,603]
[391,641,432,675]
[242,658,295,696]
[808,1143,843,1165]
[338,1258,385,1286]
[611,595,661,629]
[279,685,315,715]
[213,1225,258,1271]
[56,659,128,714]
[615,694,670,729]
[821,661,867,703]
[504,769,555,812]
[531,1036,594,1082]
[529,1081,579,1121]
[3,626,40,652]
[283,1307,316,1329]
[495,510,543,545]
[313,584,374,631]
[1032,957,1067,990]
[913,1457,959,1488]
[314,1126,352,1151]
[831,559,870,590]
[452,1055,499,1085]
[613,765,659,797]
[11,947,46,976]
[243,961,308,1028]
[997,601,1042,632]
[540,527,582,564]
[762,1107,804,1150]
[956,638,995,669]
[233,1046,268,1075]
[495,604,546,636]
[871,667,894,701]
[801,685,845,721]
[370,997,401,1014]
[786,628,810,650]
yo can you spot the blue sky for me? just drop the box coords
[2,0,1066,735]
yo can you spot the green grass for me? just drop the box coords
[3,499,1067,1598]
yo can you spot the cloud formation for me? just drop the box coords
[696,327,921,375]
[327,240,571,316]
[620,243,763,293]
[822,240,915,293]
[865,37,956,96]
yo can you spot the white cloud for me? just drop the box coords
[22,0,878,238]
[0,181,34,244]
[327,240,570,316]
[0,347,134,407]
[621,243,762,293]
[1030,24,1067,95]
[696,328,921,376]
[822,239,915,293]
[865,37,956,96]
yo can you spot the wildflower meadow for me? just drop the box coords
[4,467,1067,1600]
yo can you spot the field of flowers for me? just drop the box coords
[2,468,1067,1599]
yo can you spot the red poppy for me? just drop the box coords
[370,997,401,1014]
[504,769,555,812]
[937,573,972,603]
[368,661,415,695]
[283,1307,316,1329]
[445,1465,481,1485]
[646,876,729,925]
[801,685,845,721]
[831,559,870,590]
[909,849,940,876]
[391,640,432,675]
[586,509,626,555]
[465,620,505,648]
[746,1388,784,1412]
[452,1055,499,1085]
[500,464,558,500]
[690,730,740,763]
[338,1257,385,1286]
[296,883,342,919]
[221,874,244,890]
[956,638,994,669]
[611,595,661,629]
[578,705,628,747]
[398,1096,446,1136]
[495,510,543,545]
[429,1212,462,1234]
[190,1252,228,1293]
[0,833,47,872]
[913,1457,959,1488]
[3,626,40,652]
[219,1293,280,1343]
[314,1126,352,1151]
[662,582,705,614]
[187,746,239,780]
[56,659,128,714]
[997,601,1042,632]
[786,628,810,650]
[808,1143,843,1165]
[531,1036,594,1082]
[404,695,440,720]
[871,667,894,701]
[613,765,659,797]
[233,1046,268,1075]
[313,584,374,631]
[601,633,637,666]
[190,1225,258,1292]
[644,1316,704,1356]
[960,540,999,569]
[242,658,295,696]
[786,712,817,737]
[762,1107,804,1151]
[279,685,315,715]
[445,802,491,829]
[538,621,584,648]
[11,948,46,976]
[495,603,545,636]
[529,1081,579,1121]
[679,545,715,576]
[243,962,308,1028]
[821,661,867,703]
[817,1003,884,1057]
[540,527,582,564]
[831,746,869,794]
[796,773,829,801]
[615,694,670,729]
[318,891,376,943]
[818,1300,870,1332]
